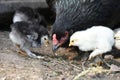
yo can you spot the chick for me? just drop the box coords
[69,26,114,60]
[13,7,47,27]
[114,28,120,49]
[13,7,36,23]
[9,21,49,58]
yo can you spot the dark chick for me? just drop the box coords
[13,7,36,23]
[13,6,47,27]
[47,0,120,51]
[28,22,50,47]
[9,21,49,58]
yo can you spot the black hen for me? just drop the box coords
[47,0,120,51]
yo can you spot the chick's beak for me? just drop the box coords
[45,40,50,47]
[69,42,72,47]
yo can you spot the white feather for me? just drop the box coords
[70,26,115,59]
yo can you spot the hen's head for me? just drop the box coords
[52,31,69,51]
[69,32,80,47]
[52,18,73,52]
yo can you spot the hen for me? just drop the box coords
[46,0,120,51]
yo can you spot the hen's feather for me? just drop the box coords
[48,0,120,46]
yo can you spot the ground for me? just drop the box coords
[0,31,120,80]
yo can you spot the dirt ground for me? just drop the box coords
[0,31,120,80]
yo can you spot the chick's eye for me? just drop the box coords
[71,40,74,42]
[44,38,47,40]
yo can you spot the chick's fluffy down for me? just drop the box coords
[114,28,120,49]
[70,26,114,59]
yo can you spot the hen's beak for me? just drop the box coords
[52,44,59,52]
